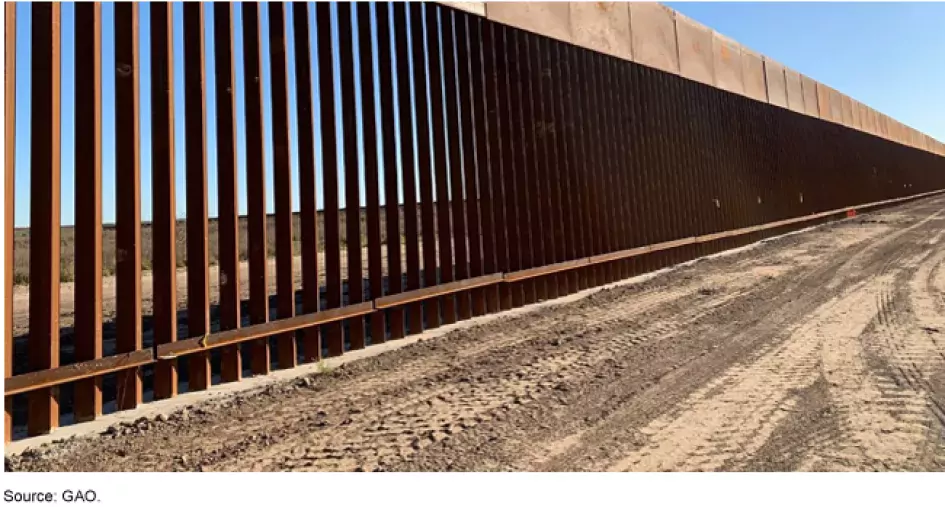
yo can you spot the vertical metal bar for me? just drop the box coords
[690,78,709,253]
[242,3,270,371]
[150,2,177,400]
[611,58,634,276]
[663,72,681,254]
[495,25,520,307]
[674,74,693,260]
[584,50,606,283]
[376,3,404,339]
[720,89,739,240]
[338,3,365,349]
[411,2,439,329]
[601,54,621,274]
[455,13,485,317]
[577,48,598,283]
[552,40,579,291]
[293,2,321,360]
[4,1,15,442]
[268,3,296,368]
[28,2,61,436]
[647,70,668,260]
[214,3,241,382]
[522,33,545,302]
[643,67,667,267]
[715,87,732,244]
[636,65,657,265]
[73,3,103,421]
[426,4,456,324]
[565,44,589,290]
[316,3,342,356]
[393,3,422,336]
[611,58,631,269]
[515,31,538,303]
[468,17,499,314]
[596,54,619,280]
[508,29,531,305]
[442,9,471,321]
[356,2,385,344]
[535,37,561,297]
[664,73,684,257]
[183,3,210,391]
[114,2,143,408]
[675,79,694,247]
[483,21,513,310]
[697,81,714,249]
[626,63,647,263]
[679,79,702,254]
[542,39,569,294]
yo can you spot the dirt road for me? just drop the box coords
[8,197,945,472]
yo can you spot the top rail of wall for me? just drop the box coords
[439,1,945,157]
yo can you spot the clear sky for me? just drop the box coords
[665,2,945,145]
[9,2,945,227]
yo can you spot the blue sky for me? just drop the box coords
[10,2,945,227]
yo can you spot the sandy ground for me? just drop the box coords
[7,197,945,472]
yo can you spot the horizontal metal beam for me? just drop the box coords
[156,302,376,359]
[503,259,588,282]
[5,350,155,397]
[5,189,943,398]
[374,274,504,310]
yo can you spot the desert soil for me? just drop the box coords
[8,196,945,472]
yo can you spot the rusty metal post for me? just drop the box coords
[611,57,635,277]
[242,3,270,372]
[541,38,569,295]
[356,2,386,344]
[426,4,457,325]
[507,29,531,305]
[410,3,440,330]
[214,3,242,382]
[375,3,404,339]
[28,3,61,436]
[150,2,177,400]
[522,33,547,301]
[338,2,366,348]
[73,2,103,421]
[467,16,500,314]
[482,20,513,311]
[268,3,297,368]
[314,3,342,356]
[564,44,590,291]
[552,40,580,292]
[293,2,322,360]
[393,3,423,336]
[114,2,142,408]
[4,1,15,443]
[183,3,210,391]
[454,13,486,317]
[440,9,471,321]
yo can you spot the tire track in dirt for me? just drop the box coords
[800,225,945,471]
[605,276,887,472]
[395,214,902,471]
[223,267,781,471]
[508,200,945,472]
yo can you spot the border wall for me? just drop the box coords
[5,2,945,443]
